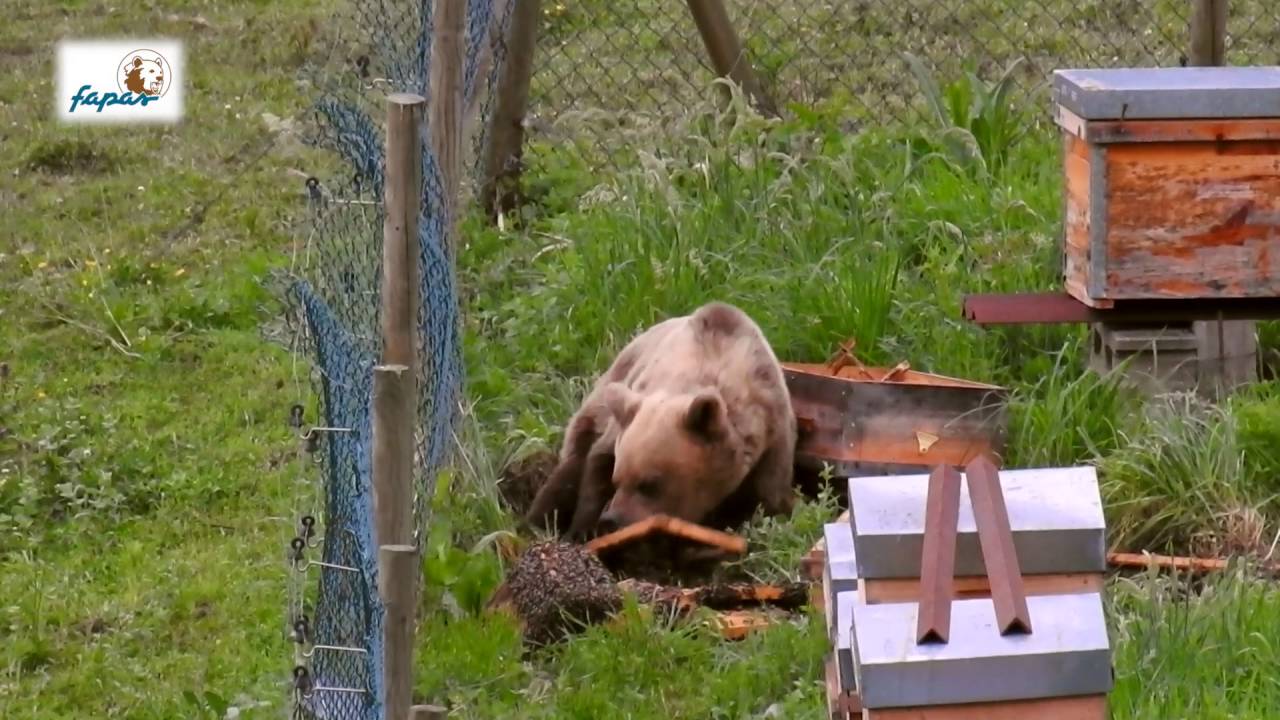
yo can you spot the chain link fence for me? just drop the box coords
[526,0,1280,167]
[276,1,513,718]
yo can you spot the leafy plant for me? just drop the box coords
[902,53,1037,177]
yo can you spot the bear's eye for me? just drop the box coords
[635,478,660,498]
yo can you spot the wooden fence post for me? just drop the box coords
[382,93,425,372]
[372,365,415,547]
[684,0,779,118]
[430,0,467,260]
[480,0,542,221]
[378,93,425,720]
[1189,0,1228,66]
[1188,0,1259,396]
[379,544,419,720]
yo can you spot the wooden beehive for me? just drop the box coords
[1052,66,1280,308]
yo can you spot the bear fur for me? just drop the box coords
[524,302,797,540]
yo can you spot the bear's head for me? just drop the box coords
[597,383,748,531]
[124,56,165,96]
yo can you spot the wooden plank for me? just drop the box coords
[1081,118,1280,145]
[863,693,1107,719]
[1102,140,1280,300]
[860,573,1103,604]
[712,610,772,640]
[585,515,747,556]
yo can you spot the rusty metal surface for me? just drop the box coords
[784,364,1009,477]
[964,291,1280,325]
[965,456,1032,636]
[916,465,962,645]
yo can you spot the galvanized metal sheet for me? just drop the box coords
[1053,66,1280,120]
[835,590,858,693]
[847,466,1107,579]
[852,592,1113,708]
[823,521,859,641]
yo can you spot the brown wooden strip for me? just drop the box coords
[657,516,749,555]
[865,693,1107,719]
[712,610,772,640]
[916,465,962,644]
[861,573,1103,605]
[964,455,1032,635]
[1084,117,1280,145]
[584,515,665,553]
[1107,551,1234,573]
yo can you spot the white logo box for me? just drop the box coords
[56,38,185,124]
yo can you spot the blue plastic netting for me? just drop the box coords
[278,1,515,718]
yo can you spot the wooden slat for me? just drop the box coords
[864,693,1107,719]
[860,573,1102,604]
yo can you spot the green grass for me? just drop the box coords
[5,1,1280,719]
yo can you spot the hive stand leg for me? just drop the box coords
[916,465,962,644]
[964,455,1031,635]
[1195,317,1258,399]
[1087,321,1199,396]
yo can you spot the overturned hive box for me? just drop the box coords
[782,362,1009,480]
[1052,66,1280,308]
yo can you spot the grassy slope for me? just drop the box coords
[4,2,1280,719]
[1,2,328,717]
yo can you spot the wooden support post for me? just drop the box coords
[373,365,415,547]
[410,705,448,720]
[382,93,425,369]
[378,92,424,551]
[684,0,779,118]
[380,545,420,720]
[1189,0,1228,66]
[480,0,541,220]
[463,0,512,138]
[1187,0,1258,398]
[430,0,467,260]
[916,465,961,645]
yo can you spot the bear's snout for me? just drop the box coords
[596,511,622,534]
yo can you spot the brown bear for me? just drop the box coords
[524,301,797,540]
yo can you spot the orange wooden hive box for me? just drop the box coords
[1053,66,1280,309]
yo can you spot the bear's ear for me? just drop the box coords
[132,57,143,68]
[602,382,641,428]
[684,391,726,441]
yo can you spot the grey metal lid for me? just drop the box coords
[1052,66,1280,120]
